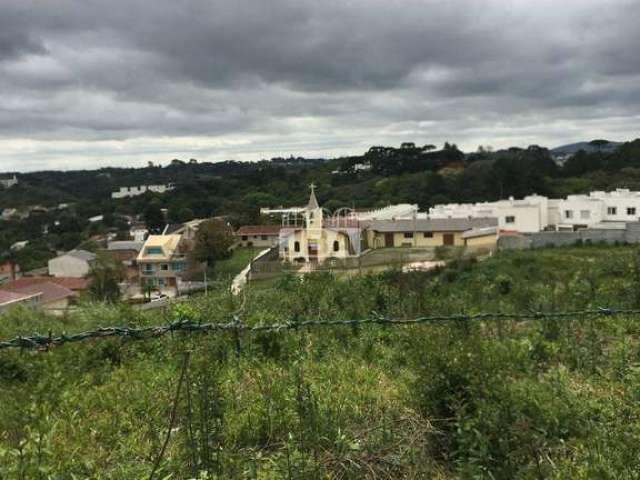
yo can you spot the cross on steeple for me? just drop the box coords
[307,182,319,210]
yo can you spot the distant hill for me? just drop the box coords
[551,140,622,159]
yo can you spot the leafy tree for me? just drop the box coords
[189,219,234,269]
[87,253,126,302]
[144,202,165,234]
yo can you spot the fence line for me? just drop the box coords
[0,307,637,352]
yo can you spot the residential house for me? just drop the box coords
[106,241,144,266]
[10,240,29,251]
[235,225,281,248]
[0,291,40,313]
[428,189,640,233]
[1,276,88,293]
[48,250,97,278]
[462,226,500,249]
[362,218,498,249]
[130,223,149,242]
[106,241,144,286]
[0,261,20,285]
[0,278,78,315]
[137,234,189,296]
[1,208,18,221]
[428,195,550,233]
[0,175,18,189]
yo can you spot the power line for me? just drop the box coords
[0,307,635,352]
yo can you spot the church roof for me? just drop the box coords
[307,185,320,210]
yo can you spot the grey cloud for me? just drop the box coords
[0,0,640,172]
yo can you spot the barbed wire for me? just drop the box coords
[0,307,637,352]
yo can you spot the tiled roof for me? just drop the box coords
[462,226,499,239]
[138,234,182,261]
[107,241,144,252]
[363,217,498,233]
[235,225,282,236]
[3,281,75,304]
[64,250,97,262]
[0,290,39,306]
[0,277,88,291]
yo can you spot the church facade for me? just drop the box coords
[280,186,358,263]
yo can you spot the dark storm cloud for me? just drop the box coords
[0,0,639,171]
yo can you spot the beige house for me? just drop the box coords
[280,187,356,263]
[362,218,498,249]
[462,226,499,249]
[137,234,189,295]
[236,225,281,248]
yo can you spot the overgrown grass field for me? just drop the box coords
[2,245,640,479]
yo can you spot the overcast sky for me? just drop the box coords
[1,0,639,172]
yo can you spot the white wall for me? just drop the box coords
[112,185,173,199]
[557,196,605,227]
[48,256,91,278]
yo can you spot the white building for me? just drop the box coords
[112,184,174,199]
[428,189,640,233]
[0,175,18,189]
[556,189,640,230]
[48,250,97,278]
[428,195,550,233]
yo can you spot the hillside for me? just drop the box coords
[2,244,640,478]
[551,139,622,159]
[3,138,640,274]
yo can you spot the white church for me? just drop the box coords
[279,185,359,263]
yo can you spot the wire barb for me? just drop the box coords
[2,307,640,352]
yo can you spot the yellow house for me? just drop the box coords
[462,226,499,250]
[281,186,356,263]
[363,218,498,249]
[137,234,189,294]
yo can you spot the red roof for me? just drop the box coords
[0,290,38,306]
[235,225,281,236]
[3,282,75,305]
[0,276,88,291]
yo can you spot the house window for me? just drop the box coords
[261,235,268,240]
[333,240,340,252]
[171,262,184,272]
[241,235,247,240]
[564,210,574,219]
[424,232,433,238]
[505,216,515,224]
[607,207,617,215]
[580,210,591,219]
[253,235,258,239]
[628,207,637,216]
[294,241,300,252]
[161,264,169,271]
[403,232,414,239]
[143,264,154,273]
[146,247,162,255]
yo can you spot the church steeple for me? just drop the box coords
[307,182,319,210]
[305,183,322,230]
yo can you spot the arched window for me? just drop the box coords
[294,241,300,252]
[333,240,340,252]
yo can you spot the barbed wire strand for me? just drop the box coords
[0,307,636,352]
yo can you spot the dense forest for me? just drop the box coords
[2,244,640,478]
[2,138,640,270]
